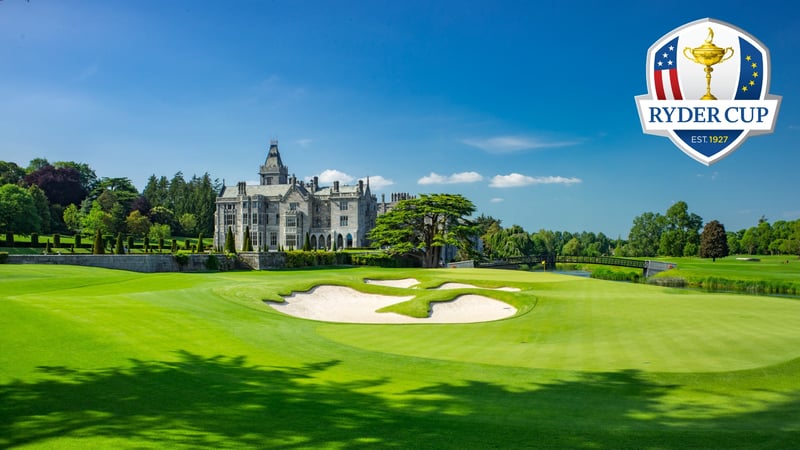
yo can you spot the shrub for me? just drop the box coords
[53,233,61,248]
[350,253,416,268]
[31,232,39,247]
[171,239,178,253]
[92,229,104,255]
[0,252,8,264]
[127,236,134,253]
[44,240,51,254]
[205,253,219,271]
[143,237,150,253]
[174,250,190,268]
[6,232,13,247]
[195,233,204,253]
[158,237,164,253]
[74,233,81,247]
[115,233,124,254]
[184,239,191,250]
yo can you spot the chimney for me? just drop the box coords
[333,181,339,193]
[313,176,319,191]
[237,181,246,195]
[358,179,364,194]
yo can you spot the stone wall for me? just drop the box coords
[6,254,236,273]
[236,252,287,270]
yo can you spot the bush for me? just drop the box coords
[285,251,351,268]
[174,251,190,267]
[171,239,178,253]
[53,233,61,248]
[350,253,418,268]
[127,236,134,253]
[74,233,81,247]
[590,267,641,283]
[205,253,219,271]
[31,232,39,247]
[0,252,8,264]
[5,232,13,247]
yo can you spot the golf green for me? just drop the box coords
[1,265,798,448]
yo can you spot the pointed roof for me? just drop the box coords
[264,139,285,170]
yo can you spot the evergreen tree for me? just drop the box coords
[171,239,178,253]
[242,226,253,252]
[44,240,51,254]
[700,220,729,262]
[93,228,104,254]
[127,235,134,253]
[115,233,124,254]
[303,232,311,251]
[143,236,150,253]
[195,233,204,253]
[225,226,236,253]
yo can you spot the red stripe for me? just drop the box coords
[654,70,666,100]
[669,69,682,100]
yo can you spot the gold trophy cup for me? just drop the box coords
[683,27,735,100]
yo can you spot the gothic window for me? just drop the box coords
[340,216,348,227]
[286,216,297,227]
[340,201,348,210]
[266,177,273,185]
[270,232,277,247]
[285,234,296,248]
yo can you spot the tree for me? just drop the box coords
[0,161,25,185]
[178,213,198,236]
[23,165,87,207]
[81,200,111,237]
[224,226,235,253]
[242,226,253,252]
[627,211,665,257]
[126,210,152,237]
[700,220,729,261]
[368,193,476,268]
[562,237,583,256]
[115,233,124,254]
[0,184,41,235]
[148,223,171,242]
[53,161,98,193]
[303,232,311,251]
[27,184,51,234]
[195,233,204,253]
[92,228,104,254]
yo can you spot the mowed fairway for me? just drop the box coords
[1,265,799,448]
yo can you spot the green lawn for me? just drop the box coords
[1,265,799,448]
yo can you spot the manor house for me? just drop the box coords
[213,140,378,251]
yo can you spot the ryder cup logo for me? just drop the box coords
[635,18,781,165]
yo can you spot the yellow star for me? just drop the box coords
[751,62,758,69]
[749,80,755,86]
[746,55,752,61]
[742,85,748,92]
[753,72,759,78]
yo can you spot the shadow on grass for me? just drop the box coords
[1,351,798,448]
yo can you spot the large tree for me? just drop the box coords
[0,161,25,185]
[23,165,87,207]
[700,220,729,261]
[627,211,665,257]
[0,184,41,235]
[368,193,476,268]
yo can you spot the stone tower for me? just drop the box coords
[259,139,289,185]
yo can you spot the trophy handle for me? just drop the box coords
[721,47,735,62]
[683,47,697,63]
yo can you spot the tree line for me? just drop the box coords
[0,159,220,242]
[477,200,800,260]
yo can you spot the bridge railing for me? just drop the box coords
[556,255,646,269]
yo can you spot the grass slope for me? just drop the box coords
[1,265,799,448]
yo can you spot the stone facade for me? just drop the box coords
[213,140,378,251]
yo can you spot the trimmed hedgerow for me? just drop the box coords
[0,252,8,264]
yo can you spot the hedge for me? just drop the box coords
[0,252,8,264]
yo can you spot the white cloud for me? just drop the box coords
[461,135,579,153]
[359,175,394,190]
[490,197,504,203]
[294,138,313,147]
[489,173,582,188]
[315,169,355,184]
[417,171,483,185]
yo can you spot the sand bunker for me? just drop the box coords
[364,278,420,288]
[270,285,516,324]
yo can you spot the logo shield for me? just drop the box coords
[635,18,781,165]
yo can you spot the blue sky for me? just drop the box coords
[1,0,798,237]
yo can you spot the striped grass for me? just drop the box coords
[1,265,799,448]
